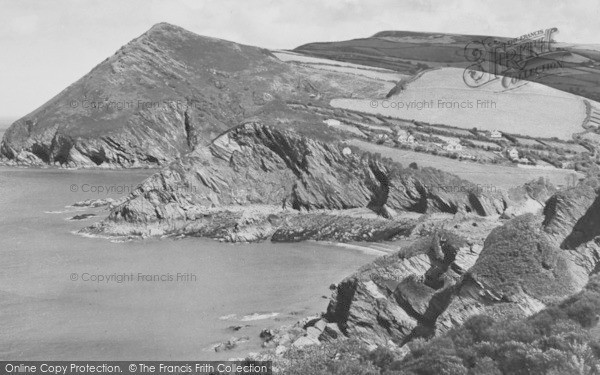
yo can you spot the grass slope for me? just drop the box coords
[331,67,592,141]
[295,30,600,103]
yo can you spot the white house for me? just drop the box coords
[445,141,463,152]
[342,147,352,156]
[508,148,519,159]
[397,134,416,144]
[323,119,341,126]
[490,130,503,138]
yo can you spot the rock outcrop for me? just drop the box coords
[323,230,478,347]
[435,213,596,334]
[318,180,600,347]
[543,179,600,249]
[82,122,513,241]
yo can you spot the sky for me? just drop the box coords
[1,0,599,119]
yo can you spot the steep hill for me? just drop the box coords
[0,23,392,168]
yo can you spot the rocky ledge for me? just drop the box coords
[80,122,551,242]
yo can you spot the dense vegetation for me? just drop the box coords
[278,275,600,374]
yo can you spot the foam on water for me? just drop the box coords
[219,314,238,321]
[240,312,280,322]
[0,166,377,360]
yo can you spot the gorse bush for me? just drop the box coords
[395,275,600,374]
[280,339,380,375]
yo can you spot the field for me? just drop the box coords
[307,64,404,82]
[387,119,417,128]
[580,132,600,144]
[294,33,474,72]
[470,139,502,150]
[273,50,391,69]
[539,140,590,153]
[323,121,367,137]
[331,67,591,141]
[295,64,396,99]
[434,134,461,144]
[349,139,583,190]
[349,121,393,133]
[429,125,473,137]
[294,31,600,103]
[272,50,405,82]
[467,149,501,162]
[515,137,543,147]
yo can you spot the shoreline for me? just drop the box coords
[311,240,395,256]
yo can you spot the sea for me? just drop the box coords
[0,120,377,360]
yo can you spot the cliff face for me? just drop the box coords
[320,181,600,347]
[83,122,516,241]
[1,23,390,168]
[435,212,598,335]
[324,230,477,347]
[543,179,600,249]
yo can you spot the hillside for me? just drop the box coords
[3,24,598,174]
[331,67,593,141]
[276,272,600,374]
[0,23,393,168]
[392,272,600,374]
[294,30,600,103]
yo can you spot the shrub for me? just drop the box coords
[462,315,496,342]
[390,354,468,375]
[564,294,600,327]
[368,346,396,372]
[281,339,379,375]
[391,275,600,374]
[470,357,502,375]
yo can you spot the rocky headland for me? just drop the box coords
[0,23,392,168]
[79,121,555,243]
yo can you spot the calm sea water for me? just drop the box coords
[0,166,376,360]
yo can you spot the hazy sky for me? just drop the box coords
[1,0,599,118]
